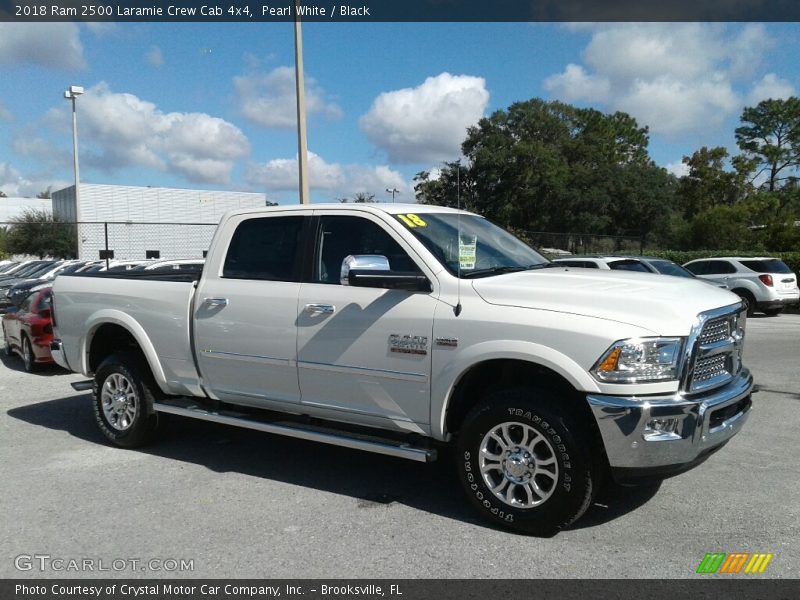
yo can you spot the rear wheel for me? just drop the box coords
[456,387,597,535]
[93,353,162,448]
[22,336,36,373]
[2,325,10,357]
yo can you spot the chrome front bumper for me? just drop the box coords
[587,368,753,480]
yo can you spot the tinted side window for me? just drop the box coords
[559,260,600,269]
[314,216,420,284]
[705,260,736,275]
[608,260,650,273]
[223,216,304,281]
[685,261,707,275]
[740,259,791,274]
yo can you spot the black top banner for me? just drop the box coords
[3,0,800,22]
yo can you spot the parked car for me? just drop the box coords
[0,261,69,313]
[138,258,205,272]
[4,261,88,309]
[683,257,800,316]
[2,285,55,372]
[0,260,55,283]
[552,256,715,281]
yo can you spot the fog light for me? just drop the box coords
[644,418,681,441]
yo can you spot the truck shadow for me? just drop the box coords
[7,394,661,535]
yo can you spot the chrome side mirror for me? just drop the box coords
[340,255,391,286]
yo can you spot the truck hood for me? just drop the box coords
[471,268,742,335]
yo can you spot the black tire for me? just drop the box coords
[22,336,36,373]
[457,387,596,535]
[2,325,11,357]
[733,290,756,317]
[763,307,783,317]
[93,352,162,448]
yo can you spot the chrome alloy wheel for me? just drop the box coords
[101,373,138,431]
[479,422,559,509]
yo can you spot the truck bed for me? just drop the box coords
[53,274,201,396]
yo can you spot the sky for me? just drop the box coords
[1,21,799,204]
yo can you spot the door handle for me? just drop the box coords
[304,303,335,315]
[204,297,229,307]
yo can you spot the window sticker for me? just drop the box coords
[459,234,477,269]
[397,213,427,228]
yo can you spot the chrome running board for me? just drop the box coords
[153,401,436,463]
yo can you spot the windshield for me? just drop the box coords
[394,212,548,278]
[650,260,696,278]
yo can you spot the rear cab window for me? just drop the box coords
[223,216,305,281]
[608,259,650,273]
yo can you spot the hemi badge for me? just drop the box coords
[435,337,458,348]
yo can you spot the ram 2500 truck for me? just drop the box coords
[50,204,753,534]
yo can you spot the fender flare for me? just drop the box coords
[80,310,169,393]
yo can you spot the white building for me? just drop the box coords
[0,197,52,222]
[52,183,266,260]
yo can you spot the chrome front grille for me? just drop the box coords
[698,319,731,344]
[686,307,746,393]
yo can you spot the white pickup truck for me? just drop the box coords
[51,204,753,534]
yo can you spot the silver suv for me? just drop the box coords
[683,257,799,316]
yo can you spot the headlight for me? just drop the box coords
[592,337,683,383]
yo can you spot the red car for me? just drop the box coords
[2,286,55,372]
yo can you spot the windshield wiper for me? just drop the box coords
[462,263,555,279]
[462,266,528,279]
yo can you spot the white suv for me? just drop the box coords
[683,257,799,316]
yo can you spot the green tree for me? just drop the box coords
[684,204,756,250]
[6,209,77,258]
[416,98,673,242]
[0,190,7,198]
[36,187,52,199]
[676,147,753,219]
[735,97,800,192]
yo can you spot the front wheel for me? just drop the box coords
[93,353,162,448]
[457,388,597,535]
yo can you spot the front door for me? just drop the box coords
[297,213,437,427]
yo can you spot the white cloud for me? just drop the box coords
[0,23,85,70]
[234,66,342,128]
[544,24,778,136]
[0,162,69,198]
[665,160,690,178]
[543,64,610,102]
[246,151,408,199]
[747,73,796,106]
[146,46,164,68]
[46,82,250,185]
[359,73,489,164]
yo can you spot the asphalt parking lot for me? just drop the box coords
[1,315,798,579]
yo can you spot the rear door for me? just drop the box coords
[193,211,312,408]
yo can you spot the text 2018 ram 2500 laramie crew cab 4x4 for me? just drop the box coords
[51,204,753,534]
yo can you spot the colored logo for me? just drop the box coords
[696,552,774,574]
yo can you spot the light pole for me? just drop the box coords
[294,0,310,205]
[64,85,84,258]
[386,187,400,203]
